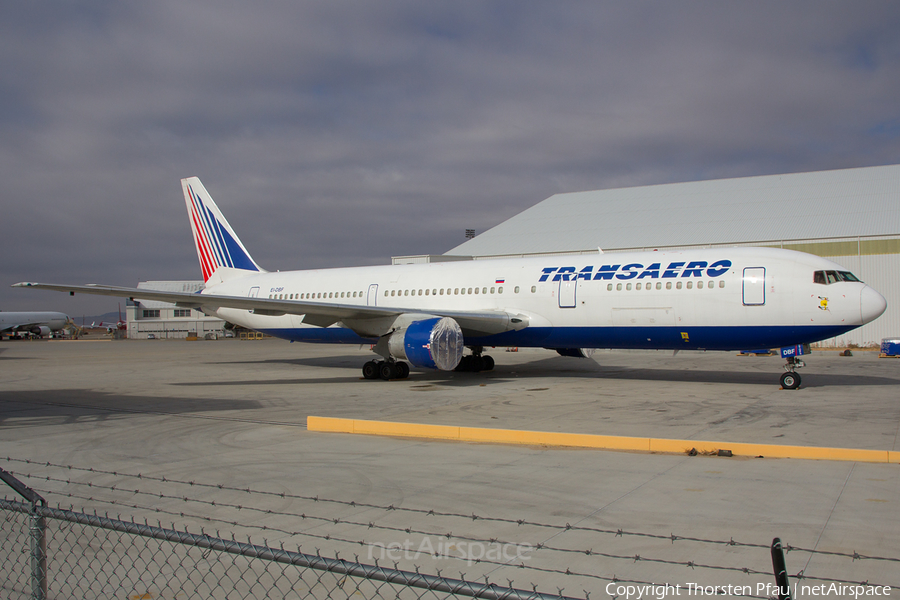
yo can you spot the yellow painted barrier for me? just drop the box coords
[307,416,898,464]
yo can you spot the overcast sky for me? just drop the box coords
[3,2,899,316]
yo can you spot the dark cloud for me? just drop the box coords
[2,1,899,314]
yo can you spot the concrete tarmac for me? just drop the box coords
[1,338,898,598]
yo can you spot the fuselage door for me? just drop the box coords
[742,267,765,306]
[367,284,378,307]
[559,280,577,308]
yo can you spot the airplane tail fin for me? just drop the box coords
[181,177,265,283]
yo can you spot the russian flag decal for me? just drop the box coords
[495,278,505,284]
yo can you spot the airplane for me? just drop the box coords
[14,177,887,388]
[92,303,126,333]
[0,311,73,340]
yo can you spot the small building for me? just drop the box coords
[126,281,227,340]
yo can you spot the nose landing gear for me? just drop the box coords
[780,356,804,390]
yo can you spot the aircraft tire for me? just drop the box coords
[482,355,494,371]
[780,372,801,390]
[395,361,410,379]
[379,362,397,381]
[362,361,379,380]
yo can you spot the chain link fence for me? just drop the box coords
[1,496,579,600]
[3,460,898,599]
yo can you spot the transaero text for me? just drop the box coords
[538,260,733,282]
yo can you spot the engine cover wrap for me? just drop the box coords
[391,317,464,370]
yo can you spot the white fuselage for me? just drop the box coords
[200,247,884,352]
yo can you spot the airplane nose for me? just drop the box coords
[860,286,887,324]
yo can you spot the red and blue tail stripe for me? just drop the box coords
[181,177,262,281]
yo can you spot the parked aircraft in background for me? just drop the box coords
[14,177,887,388]
[92,304,126,333]
[0,311,72,339]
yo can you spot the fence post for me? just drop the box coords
[770,537,792,600]
[0,467,48,600]
[30,510,47,600]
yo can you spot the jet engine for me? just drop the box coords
[386,317,464,370]
[29,325,52,337]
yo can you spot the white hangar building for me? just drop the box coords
[445,164,900,347]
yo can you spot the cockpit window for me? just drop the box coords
[813,270,862,285]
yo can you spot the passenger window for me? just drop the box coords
[636,283,642,290]
[719,281,725,288]
[666,282,672,290]
[531,286,536,293]
[425,289,429,296]
[708,281,713,289]
[498,286,503,293]
[676,282,682,290]
[461,288,466,295]
[686,282,693,290]
[616,283,622,291]
[433,289,437,295]
[439,289,444,295]
[483,287,487,294]
[646,284,652,291]
[454,288,459,295]
[514,286,520,293]
[474,287,479,294]
[656,282,662,290]
[626,283,632,291]
[468,288,473,294]
[696,281,703,289]
[607,284,613,291]
[490,287,495,294]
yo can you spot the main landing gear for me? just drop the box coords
[362,360,410,381]
[360,347,497,380]
[780,356,805,390]
[455,347,495,373]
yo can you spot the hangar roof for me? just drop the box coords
[447,164,900,257]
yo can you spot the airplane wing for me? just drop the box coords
[0,319,41,333]
[12,282,527,337]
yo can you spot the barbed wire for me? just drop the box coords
[15,480,777,589]
[6,457,898,564]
